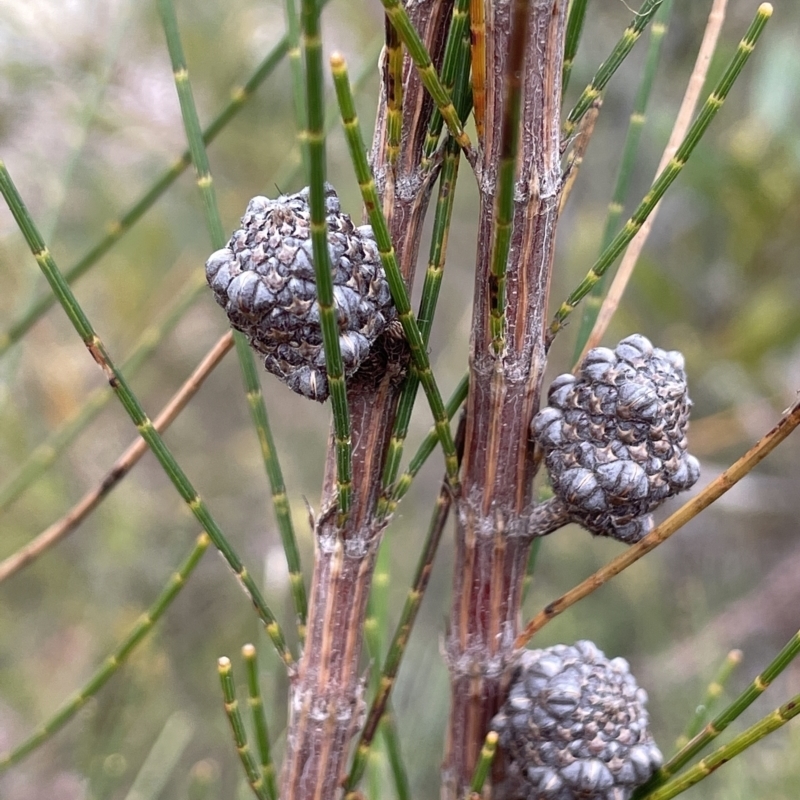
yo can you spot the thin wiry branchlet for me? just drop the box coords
[205,185,396,401]
[531,334,700,543]
[491,641,663,800]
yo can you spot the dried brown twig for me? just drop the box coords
[0,332,234,583]
[516,397,800,646]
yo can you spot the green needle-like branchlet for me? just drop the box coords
[0,534,210,771]
[641,623,798,793]
[301,0,352,524]
[284,0,309,175]
[0,161,292,667]
[421,0,471,161]
[387,373,468,512]
[0,35,290,359]
[488,0,530,353]
[550,3,772,342]
[0,271,206,513]
[561,0,589,93]
[675,649,742,750]
[564,0,663,139]
[158,0,308,642]
[470,731,498,794]
[380,111,466,511]
[378,0,472,155]
[639,693,800,800]
[218,657,270,800]
[242,645,278,800]
[572,0,672,362]
[384,18,404,167]
[330,53,460,486]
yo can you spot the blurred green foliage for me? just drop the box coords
[0,1,799,798]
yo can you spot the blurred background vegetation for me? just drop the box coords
[0,0,799,798]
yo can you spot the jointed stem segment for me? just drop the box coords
[378,0,472,156]
[563,0,663,139]
[0,535,210,771]
[158,0,308,641]
[242,645,279,800]
[550,3,772,342]
[0,162,292,667]
[331,54,460,487]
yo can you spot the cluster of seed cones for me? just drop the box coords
[530,334,700,544]
[492,641,663,800]
[205,185,396,401]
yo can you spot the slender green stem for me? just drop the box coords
[640,692,800,800]
[159,0,307,643]
[563,0,663,138]
[549,3,772,341]
[379,136,462,510]
[387,373,468,512]
[378,0,472,155]
[330,53,459,486]
[284,0,309,176]
[0,35,290,359]
[0,534,210,771]
[242,645,278,800]
[675,649,742,750]
[0,162,292,667]
[301,0,352,524]
[470,731,498,794]
[488,0,530,353]
[572,0,672,362]
[218,657,270,800]
[381,712,412,800]
[346,455,459,793]
[384,18,404,167]
[0,270,206,513]
[561,0,589,94]
[421,0,471,161]
[641,626,799,792]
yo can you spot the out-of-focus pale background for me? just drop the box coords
[1,1,799,798]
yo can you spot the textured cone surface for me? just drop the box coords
[531,334,700,543]
[205,185,395,401]
[491,641,663,800]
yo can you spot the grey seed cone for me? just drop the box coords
[491,641,663,800]
[530,334,700,544]
[205,184,396,401]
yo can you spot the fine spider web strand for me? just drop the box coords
[0,269,206,514]
[421,0,471,162]
[300,0,353,524]
[563,0,663,139]
[0,533,210,771]
[548,4,773,342]
[561,0,589,94]
[0,33,293,360]
[345,423,463,795]
[242,644,279,800]
[0,162,292,667]
[384,17,404,168]
[557,98,601,214]
[577,0,729,361]
[157,0,308,640]
[516,394,800,649]
[571,0,673,363]
[0,332,233,584]
[638,693,800,800]
[330,53,460,486]
[378,0,473,157]
[674,649,742,751]
[639,629,800,794]
[218,657,270,800]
